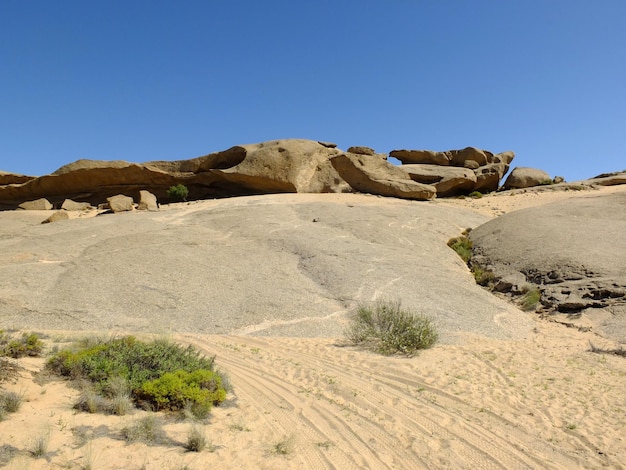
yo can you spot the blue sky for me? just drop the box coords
[1,1,624,181]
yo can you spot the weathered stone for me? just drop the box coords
[553,176,565,184]
[18,198,53,210]
[390,149,451,166]
[463,160,480,170]
[137,190,159,211]
[401,164,477,197]
[0,171,34,185]
[42,210,70,224]
[211,139,349,194]
[503,167,552,190]
[330,153,436,200]
[61,199,93,211]
[474,163,511,193]
[107,194,135,212]
[450,147,489,167]
[347,146,376,156]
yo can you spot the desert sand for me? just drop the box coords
[0,185,625,469]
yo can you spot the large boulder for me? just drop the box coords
[18,198,53,210]
[330,153,436,200]
[473,162,511,193]
[42,210,70,224]
[137,190,159,211]
[401,164,477,197]
[107,194,135,213]
[503,167,551,190]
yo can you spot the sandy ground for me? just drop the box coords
[1,185,625,469]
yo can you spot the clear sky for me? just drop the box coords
[1,1,624,181]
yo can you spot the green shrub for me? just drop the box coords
[0,332,43,358]
[46,336,225,414]
[521,285,542,311]
[471,265,495,287]
[447,236,473,264]
[167,184,189,202]
[137,369,226,412]
[468,191,483,199]
[345,300,438,356]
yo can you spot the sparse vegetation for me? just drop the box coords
[520,285,542,311]
[46,336,227,414]
[0,331,44,358]
[184,425,211,452]
[29,429,51,458]
[271,435,296,455]
[447,236,473,264]
[167,183,189,202]
[468,191,483,199]
[0,390,23,414]
[471,265,495,286]
[121,415,168,445]
[345,300,438,356]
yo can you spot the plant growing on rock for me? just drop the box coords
[167,183,189,202]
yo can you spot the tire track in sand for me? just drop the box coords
[181,335,588,469]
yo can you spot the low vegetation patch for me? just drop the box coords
[121,415,168,445]
[46,336,227,416]
[0,331,44,358]
[520,285,542,311]
[345,300,438,356]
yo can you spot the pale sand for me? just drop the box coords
[1,185,625,469]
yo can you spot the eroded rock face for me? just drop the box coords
[61,199,93,211]
[503,167,551,190]
[401,165,477,197]
[330,153,436,200]
[0,171,34,185]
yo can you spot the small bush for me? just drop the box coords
[271,435,296,456]
[471,265,495,287]
[468,191,483,199]
[136,369,226,413]
[167,184,189,202]
[29,429,50,458]
[447,236,473,264]
[345,300,438,356]
[121,415,168,445]
[0,332,44,358]
[185,425,209,452]
[521,285,542,311]
[0,390,23,413]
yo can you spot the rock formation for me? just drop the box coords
[392,147,515,195]
[0,140,519,209]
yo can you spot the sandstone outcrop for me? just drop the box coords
[1,140,520,209]
[503,167,552,189]
[0,171,34,185]
[42,210,70,224]
[390,147,514,195]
